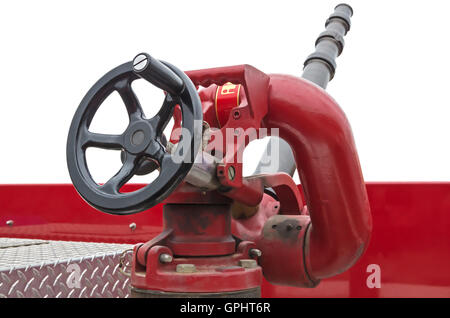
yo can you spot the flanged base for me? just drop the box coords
[130,287,261,298]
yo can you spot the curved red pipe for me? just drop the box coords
[264,74,372,280]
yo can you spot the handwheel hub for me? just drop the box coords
[123,120,154,154]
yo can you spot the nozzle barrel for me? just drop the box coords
[302,3,353,89]
[254,4,354,176]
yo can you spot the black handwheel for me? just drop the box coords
[67,53,203,215]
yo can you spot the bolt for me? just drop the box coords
[202,121,210,133]
[233,110,241,119]
[227,166,236,181]
[133,53,149,71]
[159,253,173,264]
[129,223,137,231]
[6,220,13,226]
[239,259,258,269]
[249,249,262,258]
[131,130,145,146]
[176,264,196,273]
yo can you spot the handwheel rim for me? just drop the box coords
[67,61,202,215]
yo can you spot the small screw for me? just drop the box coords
[129,223,137,231]
[6,220,13,226]
[133,53,149,71]
[227,166,236,181]
[249,249,262,258]
[159,254,173,264]
[233,110,241,119]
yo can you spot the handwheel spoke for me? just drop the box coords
[101,154,137,194]
[116,79,144,122]
[144,141,166,164]
[81,131,124,150]
[67,57,201,214]
[148,94,176,133]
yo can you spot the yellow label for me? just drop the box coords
[220,82,237,95]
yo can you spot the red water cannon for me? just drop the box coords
[66,4,371,297]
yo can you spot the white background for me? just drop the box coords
[0,0,449,183]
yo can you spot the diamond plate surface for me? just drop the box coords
[0,238,48,249]
[0,238,133,298]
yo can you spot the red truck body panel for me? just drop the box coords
[0,182,449,297]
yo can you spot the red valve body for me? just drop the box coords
[130,65,371,295]
[131,203,262,297]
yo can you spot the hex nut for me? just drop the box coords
[239,259,258,269]
[176,264,197,273]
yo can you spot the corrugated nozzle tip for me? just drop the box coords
[335,3,353,17]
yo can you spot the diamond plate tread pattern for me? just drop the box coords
[0,238,48,249]
[0,238,133,298]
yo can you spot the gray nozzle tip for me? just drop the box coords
[335,3,353,16]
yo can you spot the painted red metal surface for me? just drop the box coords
[214,82,241,128]
[0,182,449,297]
[0,184,163,244]
[264,74,372,280]
[262,182,450,298]
[161,204,235,256]
[187,65,270,192]
[189,68,371,283]
[257,214,318,288]
[0,60,442,297]
[132,240,262,293]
